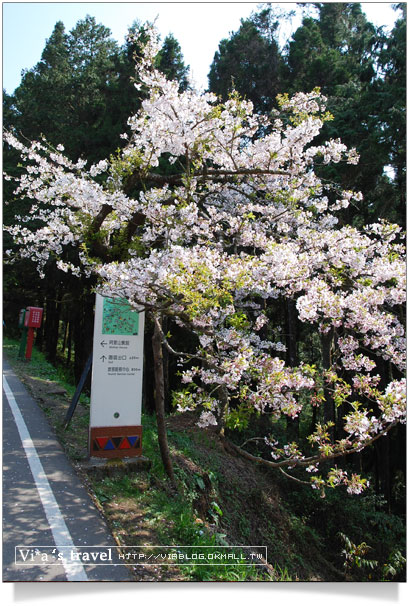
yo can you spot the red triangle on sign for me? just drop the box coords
[96,437,109,449]
[119,438,131,449]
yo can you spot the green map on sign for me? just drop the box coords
[102,297,139,335]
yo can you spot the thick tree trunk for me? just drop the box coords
[217,384,229,436]
[321,329,335,441]
[62,320,68,353]
[44,284,61,365]
[152,316,176,487]
[73,287,94,385]
[66,320,73,366]
[143,322,155,414]
[286,299,299,441]
[162,316,171,412]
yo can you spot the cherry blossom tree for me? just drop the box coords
[4,26,405,494]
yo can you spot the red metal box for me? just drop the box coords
[24,307,43,328]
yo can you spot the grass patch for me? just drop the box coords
[3,337,89,404]
[3,337,90,459]
[89,413,275,581]
[3,338,279,581]
[7,337,399,581]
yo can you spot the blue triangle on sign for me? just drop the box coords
[104,439,116,450]
[128,436,139,447]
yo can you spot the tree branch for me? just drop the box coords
[90,203,112,232]
[125,210,146,241]
[123,166,290,192]
[152,314,211,364]
[223,419,399,471]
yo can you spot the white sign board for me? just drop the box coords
[90,294,145,428]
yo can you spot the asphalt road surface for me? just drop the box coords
[2,359,134,582]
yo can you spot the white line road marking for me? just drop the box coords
[3,375,88,581]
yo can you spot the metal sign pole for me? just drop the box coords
[18,329,28,359]
[63,353,93,429]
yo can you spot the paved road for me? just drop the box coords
[2,359,134,582]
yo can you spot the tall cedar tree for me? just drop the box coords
[156,33,190,91]
[286,2,404,226]
[209,3,405,227]
[208,8,285,114]
[3,16,190,383]
[373,3,406,225]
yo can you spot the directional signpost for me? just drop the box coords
[89,294,145,458]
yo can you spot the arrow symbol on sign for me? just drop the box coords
[100,355,107,362]
[100,340,107,347]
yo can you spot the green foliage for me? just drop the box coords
[373,4,406,226]
[7,16,191,166]
[11,17,121,162]
[276,87,333,125]
[338,531,406,581]
[285,2,404,227]
[3,337,89,405]
[89,414,272,581]
[156,34,190,91]
[279,476,406,581]
[166,262,236,320]
[381,549,406,581]
[209,2,405,226]
[339,532,378,579]
[226,311,250,330]
[225,401,255,431]
[208,6,286,113]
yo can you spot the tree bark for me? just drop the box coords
[286,299,299,441]
[66,320,73,366]
[321,329,335,441]
[152,315,177,487]
[62,320,68,353]
[73,285,94,385]
[44,282,61,365]
[217,384,229,436]
[162,316,171,412]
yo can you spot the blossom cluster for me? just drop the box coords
[4,25,405,494]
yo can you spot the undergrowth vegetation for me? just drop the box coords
[3,338,406,581]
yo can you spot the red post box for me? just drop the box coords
[24,307,43,328]
[24,307,43,360]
